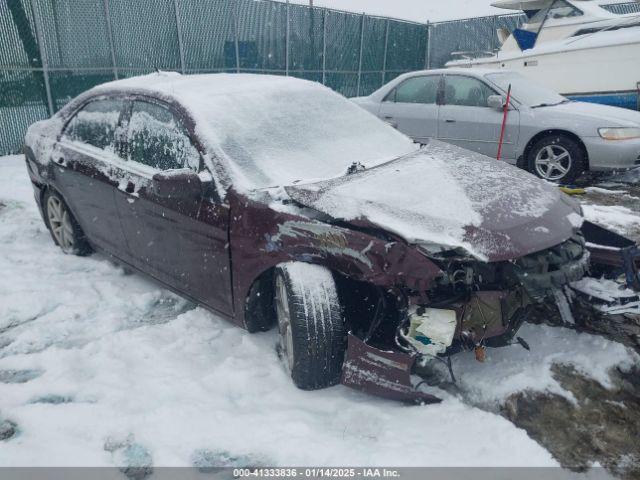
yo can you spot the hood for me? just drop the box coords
[285,141,582,262]
[544,101,640,127]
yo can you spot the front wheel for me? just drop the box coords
[528,134,586,184]
[44,190,92,255]
[274,262,345,390]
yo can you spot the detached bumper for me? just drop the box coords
[583,136,640,171]
[341,334,441,404]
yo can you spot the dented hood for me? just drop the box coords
[285,141,581,262]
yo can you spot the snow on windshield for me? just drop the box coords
[486,72,566,107]
[93,73,418,191]
[196,80,418,189]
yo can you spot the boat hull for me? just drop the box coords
[449,37,640,111]
[566,90,638,111]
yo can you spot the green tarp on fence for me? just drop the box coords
[1,0,639,155]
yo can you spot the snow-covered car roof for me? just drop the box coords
[85,72,418,192]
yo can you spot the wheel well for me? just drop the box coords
[521,129,589,170]
[243,264,398,341]
[39,183,50,206]
[244,267,276,333]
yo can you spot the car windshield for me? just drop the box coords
[485,72,568,108]
[195,80,418,190]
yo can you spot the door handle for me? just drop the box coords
[445,119,456,123]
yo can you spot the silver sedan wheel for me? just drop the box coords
[47,196,75,252]
[534,145,572,181]
[275,274,294,373]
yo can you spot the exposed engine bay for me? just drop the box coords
[341,227,640,403]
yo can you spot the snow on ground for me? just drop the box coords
[453,322,636,404]
[0,154,637,468]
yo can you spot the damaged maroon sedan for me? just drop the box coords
[24,73,591,402]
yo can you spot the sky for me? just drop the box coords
[284,0,507,22]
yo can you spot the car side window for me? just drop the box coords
[126,101,200,172]
[385,76,439,104]
[63,98,126,155]
[444,76,496,108]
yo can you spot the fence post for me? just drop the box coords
[232,0,240,72]
[381,18,389,85]
[322,8,327,85]
[423,21,430,69]
[173,0,186,73]
[356,12,365,96]
[285,0,290,76]
[103,0,118,79]
[30,0,54,115]
[426,22,432,69]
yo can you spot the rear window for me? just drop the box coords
[387,76,440,104]
[63,98,126,154]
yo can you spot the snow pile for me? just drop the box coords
[91,73,418,192]
[453,323,638,405]
[0,155,558,467]
[571,277,636,303]
[582,204,640,235]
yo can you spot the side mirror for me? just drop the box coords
[151,168,202,199]
[487,95,506,110]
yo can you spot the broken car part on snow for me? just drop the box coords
[22,72,640,403]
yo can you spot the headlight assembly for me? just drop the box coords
[598,127,640,141]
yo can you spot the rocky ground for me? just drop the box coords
[499,172,640,480]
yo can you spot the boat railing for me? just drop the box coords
[449,50,498,61]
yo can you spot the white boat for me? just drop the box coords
[446,0,640,110]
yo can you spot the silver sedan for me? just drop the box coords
[353,68,640,183]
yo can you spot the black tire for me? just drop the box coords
[274,262,345,390]
[527,134,586,184]
[43,189,92,256]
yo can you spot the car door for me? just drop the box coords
[52,97,130,254]
[113,98,233,315]
[378,75,442,143]
[438,74,520,161]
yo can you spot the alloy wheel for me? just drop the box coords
[275,274,294,372]
[47,196,75,252]
[534,145,572,182]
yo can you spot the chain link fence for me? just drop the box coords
[1,0,639,155]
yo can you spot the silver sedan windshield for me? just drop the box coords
[486,72,568,107]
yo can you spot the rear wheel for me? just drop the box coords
[44,190,92,256]
[528,134,586,184]
[274,262,345,390]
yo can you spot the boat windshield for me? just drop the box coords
[527,0,583,28]
[485,71,568,107]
